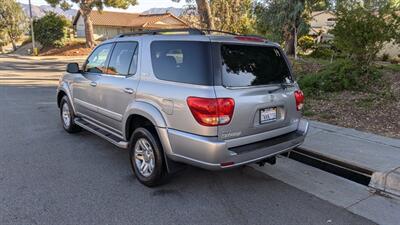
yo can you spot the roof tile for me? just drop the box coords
[79,11,187,28]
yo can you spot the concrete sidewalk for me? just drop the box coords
[301,121,400,196]
[253,120,400,225]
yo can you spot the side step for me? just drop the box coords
[74,118,129,149]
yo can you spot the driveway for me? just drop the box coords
[0,55,375,225]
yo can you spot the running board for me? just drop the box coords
[74,118,128,149]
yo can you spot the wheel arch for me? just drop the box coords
[123,101,167,140]
[57,90,67,108]
[57,83,76,113]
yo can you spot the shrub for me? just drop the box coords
[298,59,380,96]
[54,39,67,48]
[298,35,315,52]
[309,44,335,59]
[33,12,70,47]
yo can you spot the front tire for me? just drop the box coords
[129,127,167,187]
[60,96,81,133]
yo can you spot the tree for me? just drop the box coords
[174,0,214,29]
[0,0,27,51]
[196,0,214,29]
[33,12,70,47]
[46,0,138,48]
[331,1,400,65]
[0,30,9,53]
[255,0,332,57]
[211,0,255,34]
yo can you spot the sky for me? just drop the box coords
[16,0,187,12]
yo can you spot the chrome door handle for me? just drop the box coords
[90,81,97,87]
[123,88,134,94]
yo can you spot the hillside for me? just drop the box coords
[142,7,184,17]
[19,3,77,20]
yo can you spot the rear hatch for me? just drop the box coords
[211,41,301,143]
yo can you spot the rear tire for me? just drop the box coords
[129,127,167,187]
[60,96,81,133]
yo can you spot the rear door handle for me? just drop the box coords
[90,81,97,87]
[123,88,134,94]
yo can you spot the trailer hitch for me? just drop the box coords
[257,156,276,167]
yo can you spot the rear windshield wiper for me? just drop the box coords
[281,82,295,89]
[268,82,295,93]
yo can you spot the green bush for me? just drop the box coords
[309,44,335,59]
[298,59,380,96]
[33,12,70,47]
[298,35,315,52]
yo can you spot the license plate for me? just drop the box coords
[260,107,277,123]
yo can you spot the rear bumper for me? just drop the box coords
[159,119,309,170]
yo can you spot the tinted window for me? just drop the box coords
[221,44,292,87]
[85,44,112,73]
[151,41,212,85]
[107,42,138,76]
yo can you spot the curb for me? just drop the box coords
[370,167,400,197]
[299,144,400,198]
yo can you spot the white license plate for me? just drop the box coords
[260,107,277,123]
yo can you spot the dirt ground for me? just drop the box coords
[40,41,93,56]
[296,60,400,139]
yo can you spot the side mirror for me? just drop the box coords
[66,63,80,73]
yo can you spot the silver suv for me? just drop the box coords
[57,29,308,187]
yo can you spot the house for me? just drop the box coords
[72,10,189,40]
[309,11,336,43]
[309,10,399,59]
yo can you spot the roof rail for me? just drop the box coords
[115,28,267,42]
[116,28,205,38]
[200,29,238,36]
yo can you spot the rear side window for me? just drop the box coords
[85,44,112,73]
[221,44,292,87]
[151,41,212,85]
[107,42,138,76]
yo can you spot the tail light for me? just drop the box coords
[294,90,305,111]
[187,97,235,126]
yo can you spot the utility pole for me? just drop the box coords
[28,0,36,55]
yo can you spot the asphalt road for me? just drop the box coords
[0,56,375,225]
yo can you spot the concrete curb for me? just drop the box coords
[301,121,400,198]
[370,167,400,197]
[301,142,400,197]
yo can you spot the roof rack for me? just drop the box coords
[116,28,205,38]
[115,28,268,42]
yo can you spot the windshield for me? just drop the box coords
[220,44,292,87]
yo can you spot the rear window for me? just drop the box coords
[221,44,292,87]
[151,41,212,85]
